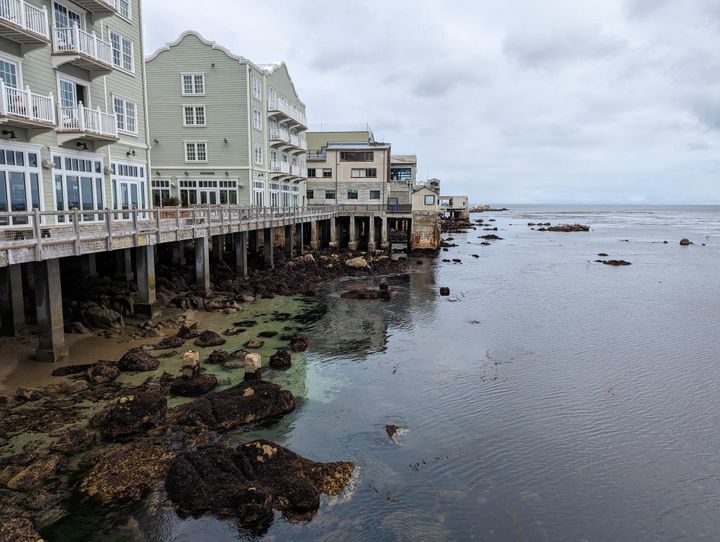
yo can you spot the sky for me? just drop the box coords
[143,0,720,204]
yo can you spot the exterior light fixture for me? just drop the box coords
[76,142,88,151]
[2,130,16,139]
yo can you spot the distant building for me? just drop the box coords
[440,195,469,220]
[388,154,415,214]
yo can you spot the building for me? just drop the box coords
[0,0,151,225]
[440,195,469,220]
[145,31,308,209]
[388,154,415,212]
[410,184,441,251]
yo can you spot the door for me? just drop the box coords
[59,79,88,129]
[199,188,217,205]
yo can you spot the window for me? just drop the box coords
[181,74,205,95]
[370,190,381,200]
[424,195,436,205]
[109,31,134,72]
[112,161,146,216]
[391,167,412,181]
[254,144,263,165]
[351,168,377,178]
[253,179,264,206]
[322,168,332,178]
[113,96,137,134]
[0,56,19,89]
[347,190,358,200]
[152,180,171,207]
[53,2,83,31]
[307,190,314,199]
[178,179,237,206]
[253,108,262,131]
[0,145,42,226]
[307,168,316,178]
[52,152,104,222]
[183,105,206,126]
[116,0,131,19]
[325,190,336,200]
[251,75,262,101]
[340,151,373,162]
[185,142,207,162]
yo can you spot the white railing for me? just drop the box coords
[0,0,49,38]
[53,24,112,66]
[0,81,56,124]
[290,164,305,176]
[267,97,307,126]
[270,128,289,143]
[58,102,117,137]
[271,161,291,174]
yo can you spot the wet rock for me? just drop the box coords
[51,364,94,377]
[598,253,609,257]
[472,254,480,258]
[170,374,219,397]
[481,242,491,246]
[50,427,97,455]
[118,348,160,372]
[80,443,174,505]
[195,331,226,348]
[269,349,292,370]
[341,289,381,300]
[0,517,44,542]
[155,336,186,350]
[207,350,230,364]
[234,320,258,328]
[545,224,590,232]
[345,256,370,270]
[289,334,309,352]
[244,353,262,380]
[258,331,278,339]
[14,388,43,403]
[596,259,632,266]
[222,327,243,336]
[86,361,120,384]
[84,305,124,329]
[169,380,296,432]
[386,425,399,438]
[439,287,450,296]
[176,324,200,340]
[99,391,167,441]
[680,238,693,246]
[66,321,92,334]
[480,234,503,240]
[244,339,264,349]
[5,455,61,491]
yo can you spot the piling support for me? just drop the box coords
[264,227,274,269]
[234,232,248,278]
[135,244,158,318]
[368,215,376,252]
[310,221,319,251]
[35,258,67,362]
[195,236,211,295]
[348,216,358,251]
[330,217,338,248]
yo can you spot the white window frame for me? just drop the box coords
[254,144,263,166]
[113,94,138,135]
[51,0,86,31]
[51,149,105,222]
[181,73,205,96]
[252,108,262,131]
[182,105,206,127]
[115,0,131,21]
[0,53,23,89]
[108,29,135,74]
[111,160,147,213]
[185,141,208,163]
[0,142,44,226]
[251,75,262,101]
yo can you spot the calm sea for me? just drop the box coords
[66,206,720,541]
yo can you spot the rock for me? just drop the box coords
[170,374,218,397]
[481,242,491,246]
[99,391,167,441]
[244,339,264,349]
[241,295,256,303]
[176,324,200,340]
[51,364,94,377]
[84,306,124,329]
[50,428,97,454]
[66,321,92,334]
[289,334,309,352]
[341,289,381,300]
[244,353,262,379]
[169,380,296,432]
[480,234,503,240]
[80,443,174,504]
[386,425,399,438]
[544,224,590,232]
[269,349,292,370]
[439,287,450,296]
[598,253,609,257]
[258,331,278,338]
[680,238,693,246]
[597,259,632,266]
[118,348,160,372]
[155,336,186,350]
[303,254,315,264]
[472,254,480,258]
[207,350,229,364]
[345,256,370,270]
[195,331,226,348]
[14,388,43,402]
[0,517,44,542]
[86,361,121,384]
[5,455,61,491]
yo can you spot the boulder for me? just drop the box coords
[545,224,590,232]
[244,339,264,349]
[86,361,120,384]
[176,324,200,340]
[84,306,124,329]
[480,234,503,240]
[258,331,278,339]
[50,427,97,455]
[80,443,174,504]
[99,391,167,441]
[66,321,92,334]
[155,336,186,350]
[5,455,61,491]
[207,350,229,364]
[14,388,43,402]
[345,256,370,270]
[597,259,632,266]
[195,331,226,348]
[439,287,450,296]
[680,238,693,246]
[269,349,292,370]
[118,348,159,372]
[170,374,218,397]
[0,517,44,542]
[289,334,309,352]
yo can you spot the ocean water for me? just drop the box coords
[54,205,720,541]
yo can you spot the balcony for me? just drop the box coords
[0,81,56,134]
[67,0,118,19]
[52,25,113,77]
[267,98,307,130]
[271,161,290,175]
[0,0,50,47]
[57,103,118,146]
[270,128,307,154]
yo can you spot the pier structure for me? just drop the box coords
[0,205,336,362]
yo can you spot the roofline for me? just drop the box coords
[263,62,306,108]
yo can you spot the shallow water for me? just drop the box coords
[47,205,720,541]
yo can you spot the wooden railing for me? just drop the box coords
[0,205,338,267]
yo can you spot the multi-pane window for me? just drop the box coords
[52,153,104,222]
[391,167,412,181]
[253,108,262,131]
[152,180,171,207]
[185,142,207,162]
[111,162,146,215]
[117,0,131,19]
[0,146,42,226]
[183,105,206,126]
[370,190,381,200]
[113,96,137,133]
[340,151,374,162]
[251,76,262,101]
[109,31,134,72]
[351,168,377,178]
[307,190,314,199]
[424,195,436,205]
[181,74,205,95]
[307,169,316,178]
[0,57,19,88]
[347,190,359,200]
[325,190,336,200]
[254,144,263,165]
[322,168,332,178]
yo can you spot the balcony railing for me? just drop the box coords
[270,128,289,143]
[267,97,307,126]
[0,81,56,125]
[271,161,290,174]
[58,103,117,138]
[0,0,49,38]
[53,25,112,66]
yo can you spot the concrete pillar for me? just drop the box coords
[116,249,134,281]
[80,254,97,276]
[35,259,67,362]
[249,230,259,254]
[381,217,389,249]
[0,265,25,336]
[348,216,358,251]
[195,236,211,294]
[135,245,158,318]
[368,215,376,252]
[264,227,274,269]
[172,241,186,267]
[310,221,319,251]
[284,225,293,257]
[330,217,338,248]
[234,232,248,278]
[212,235,224,262]
[297,223,305,255]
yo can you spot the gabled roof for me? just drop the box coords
[261,61,306,108]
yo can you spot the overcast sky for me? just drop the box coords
[144,0,720,204]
